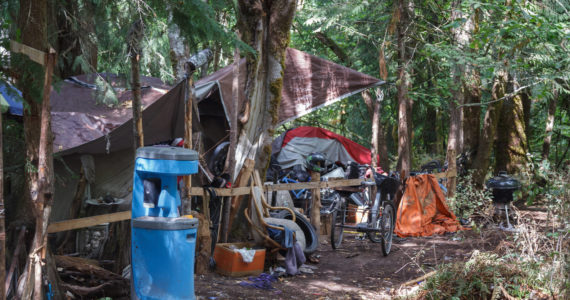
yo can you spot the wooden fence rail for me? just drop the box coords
[47,171,455,233]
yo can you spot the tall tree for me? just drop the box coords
[128,19,145,150]
[494,74,529,174]
[395,0,413,177]
[472,70,507,186]
[232,0,297,180]
[14,0,59,297]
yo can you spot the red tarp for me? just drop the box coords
[272,126,378,169]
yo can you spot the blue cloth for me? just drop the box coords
[266,224,294,249]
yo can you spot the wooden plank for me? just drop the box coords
[47,211,131,233]
[434,169,457,179]
[10,40,46,66]
[188,186,250,197]
[265,178,365,192]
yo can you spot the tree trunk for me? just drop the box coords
[494,74,529,174]
[395,0,413,177]
[14,1,49,298]
[167,11,190,83]
[471,70,507,187]
[463,67,481,164]
[232,0,296,181]
[128,20,144,150]
[447,0,472,196]
[362,90,390,171]
[542,88,558,160]
[0,89,5,300]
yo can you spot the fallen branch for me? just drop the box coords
[499,283,518,300]
[401,270,437,287]
[55,256,123,281]
[60,280,128,298]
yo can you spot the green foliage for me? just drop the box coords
[449,171,494,220]
[516,154,570,226]
[420,248,568,299]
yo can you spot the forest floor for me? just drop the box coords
[193,210,548,299]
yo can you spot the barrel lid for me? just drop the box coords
[133,216,198,230]
[486,171,521,190]
[136,146,198,161]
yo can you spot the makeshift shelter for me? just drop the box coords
[395,174,464,237]
[271,126,377,170]
[51,48,384,223]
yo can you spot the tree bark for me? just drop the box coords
[463,67,481,163]
[0,83,5,300]
[128,20,145,150]
[232,0,296,181]
[395,0,413,177]
[542,88,558,160]
[168,23,189,82]
[14,1,51,298]
[447,0,472,196]
[494,74,529,174]
[471,70,507,187]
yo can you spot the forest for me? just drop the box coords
[0,0,568,299]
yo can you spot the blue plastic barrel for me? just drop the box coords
[131,146,200,299]
[132,217,198,300]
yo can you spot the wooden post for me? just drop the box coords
[0,81,5,300]
[184,76,194,212]
[128,20,145,150]
[309,171,321,241]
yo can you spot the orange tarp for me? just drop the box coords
[395,174,464,237]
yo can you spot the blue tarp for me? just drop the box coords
[0,81,24,116]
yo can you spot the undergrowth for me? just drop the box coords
[411,166,569,299]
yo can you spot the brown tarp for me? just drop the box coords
[199,47,384,126]
[51,73,171,152]
[54,48,383,155]
[395,175,464,237]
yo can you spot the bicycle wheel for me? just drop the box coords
[380,201,395,256]
[330,204,345,249]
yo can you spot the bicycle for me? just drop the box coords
[330,167,399,256]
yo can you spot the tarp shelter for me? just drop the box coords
[0,80,24,116]
[271,126,378,170]
[395,174,464,237]
[50,48,384,223]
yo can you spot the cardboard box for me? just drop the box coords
[347,204,368,224]
[213,243,265,277]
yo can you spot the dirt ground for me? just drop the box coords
[194,225,511,299]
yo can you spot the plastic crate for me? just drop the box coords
[213,243,265,277]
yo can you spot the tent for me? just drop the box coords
[271,126,377,170]
[395,174,464,237]
[50,48,384,223]
[0,80,24,116]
